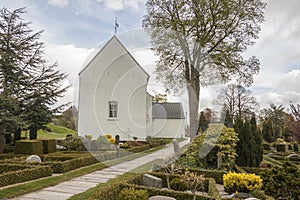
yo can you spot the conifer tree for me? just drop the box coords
[0,7,68,143]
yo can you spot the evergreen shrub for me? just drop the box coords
[40,139,56,154]
[0,164,52,187]
[170,178,188,191]
[294,143,299,152]
[14,140,43,155]
[223,172,262,193]
[262,143,271,150]
[119,187,149,200]
[276,143,287,152]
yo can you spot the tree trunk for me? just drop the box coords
[29,127,38,140]
[0,127,4,154]
[14,127,21,141]
[187,83,200,141]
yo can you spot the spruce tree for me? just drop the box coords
[0,7,68,142]
[250,115,263,167]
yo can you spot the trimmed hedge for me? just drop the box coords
[14,140,43,155]
[127,144,151,153]
[276,143,287,152]
[43,155,99,173]
[0,164,52,187]
[207,178,221,199]
[40,139,56,154]
[184,168,226,184]
[122,184,214,200]
[262,143,271,151]
[89,173,143,200]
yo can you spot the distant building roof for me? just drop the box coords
[152,103,185,119]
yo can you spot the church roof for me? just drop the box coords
[79,35,149,78]
[152,102,185,119]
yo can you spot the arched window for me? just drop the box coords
[108,101,118,118]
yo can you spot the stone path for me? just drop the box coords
[11,139,190,200]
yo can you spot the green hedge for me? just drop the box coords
[0,164,52,187]
[184,168,226,184]
[40,139,56,154]
[122,184,214,200]
[44,155,99,173]
[89,173,143,200]
[127,145,150,153]
[276,143,287,152]
[207,178,220,199]
[262,143,271,151]
[14,140,43,155]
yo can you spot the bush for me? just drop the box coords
[119,187,149,200]
[294,143,299,152]
[207,178,221,199]
[0,164,52,187]
[261,162,300,199]
[170,178,188,191]
[127,144,150,153]
[276,143,287,152]
[45,155,99,173]
[60,136,86,151]
[183,168,226,184]
[40,139,56,154]
[262,143,271,151]
[14,140,43,155]
[223,172,263,193]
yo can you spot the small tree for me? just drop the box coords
[159,156,181,189]
[183,170,205,200]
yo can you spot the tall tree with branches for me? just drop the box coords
[143,0,266,139]
[0,7,68,145]
[216,84,258,120]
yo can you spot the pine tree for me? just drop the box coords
[0,7,68,142]
[250,115,263,167]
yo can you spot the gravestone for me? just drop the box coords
[172,139,179,154]
[142,174,162,188]
[149,196,176,200]
[26,155,42,163]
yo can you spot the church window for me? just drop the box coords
[109,101,118,118]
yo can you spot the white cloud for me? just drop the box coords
[47,0,69,8]
[43,43,94,105]
[97,0,144,11]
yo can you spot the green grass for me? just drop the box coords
[0,145,166,199]
[21,123,77,139]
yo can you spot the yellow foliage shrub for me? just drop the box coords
[223,172,262,193]
[105,134,112,139]
[109,138,115,144]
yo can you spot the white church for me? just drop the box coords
[78,36,185,141]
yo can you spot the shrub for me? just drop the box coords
[276,143,287,152]
[170,178,188,191]
[0,164,52,187]
[261,162,300,199]
[294,143,299,152]
[262,143,271,150]
[60,136,86,151]
[105,134,112,140]
[119,187,149,200]
[223,172,263,193]
[127,144,150,153]
[40,139,56,154]
[207,178,221,200]
[14,140,43,155]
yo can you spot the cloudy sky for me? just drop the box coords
[1,0,300,113]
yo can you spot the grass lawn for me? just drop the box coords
[21,123,77,139]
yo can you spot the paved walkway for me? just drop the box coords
[11,140,190,200]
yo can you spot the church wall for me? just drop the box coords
[78,37,148,140]
[152,119,185,138]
